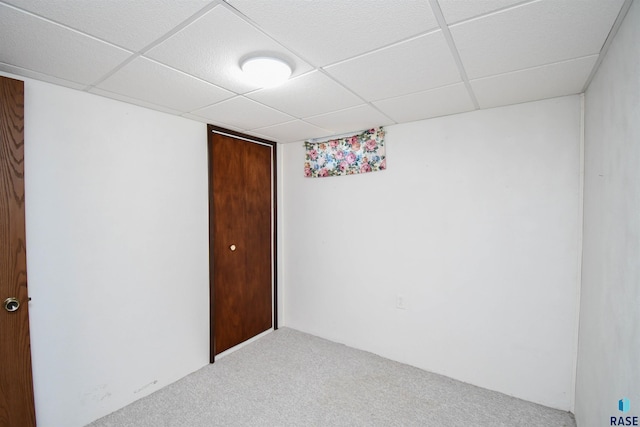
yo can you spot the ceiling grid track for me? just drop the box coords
[220,0,399,129]
[580,0,635,93]
[0,0,628,143]
[86,1,221,90]
[429,0,480,110]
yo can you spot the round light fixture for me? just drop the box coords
[241,56,292,88]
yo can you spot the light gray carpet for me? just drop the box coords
[88,328,576,427]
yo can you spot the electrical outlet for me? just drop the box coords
[396,294,407,310]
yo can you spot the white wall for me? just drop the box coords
[15,76,210,426]
[282,96,583,411]
[575,0,640,425]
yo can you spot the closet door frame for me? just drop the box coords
[207,125,278,363]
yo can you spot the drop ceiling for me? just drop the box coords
[0,0,629,143]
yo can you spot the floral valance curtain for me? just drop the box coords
[304,127,386,178]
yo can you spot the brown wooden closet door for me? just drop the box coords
[210,132,273,356]
[0,76,37,426]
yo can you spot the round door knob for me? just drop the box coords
[230,244,237,251]
[4,297,20,313]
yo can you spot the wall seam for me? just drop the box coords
[277,146,286,327]
[570,93,586,417]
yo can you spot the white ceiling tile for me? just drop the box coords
[437,0,526,24]
[190,96,294,130]
[373,83,475,123]
[451,0,626,79]
[305,104,395,135]
[95,57,234,112]
[2,0,214,51]
[89,88,184,116]
[146,5,313,94]
[0,4,131,86]
[193,116,252,135]
[181,113,251,133]
[246,71,362,118]
[0,0,628,134]
[181,113,218,125]
[325,32,461,102]
[242,129,283,143]
[0,62,87,90]
[251,120,333,144]
[227,0,438,66]
[471,55,598,109]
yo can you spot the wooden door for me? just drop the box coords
[209,127,276,359]
[0,76,36,426]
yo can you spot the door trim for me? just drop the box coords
[207,125,278,363]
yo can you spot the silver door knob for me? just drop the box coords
[4,297,20,312]
[230,244,237,251]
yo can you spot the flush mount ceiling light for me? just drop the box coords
[240,56,292,88]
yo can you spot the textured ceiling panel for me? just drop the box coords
[325,31,461,102]
[373,83,475,123]
[250,120,332,143]
[146,5,313,93]
[246,71,363,118]
[437,0,527,24]
[88,87,184,116]
[0,3,130,86]
[471,55,599,109]
[451,0,625,79]
[181,112,244,130]
[226,0,438,66]
[2,0,215,51]
[95,57,234,112]
[0,61,87,90]
[304,104,395,135]
[0,0,629,143]
[190,96,294,129]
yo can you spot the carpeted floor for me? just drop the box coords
[88,328,576,426]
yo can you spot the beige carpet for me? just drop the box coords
[88,328,576,426]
